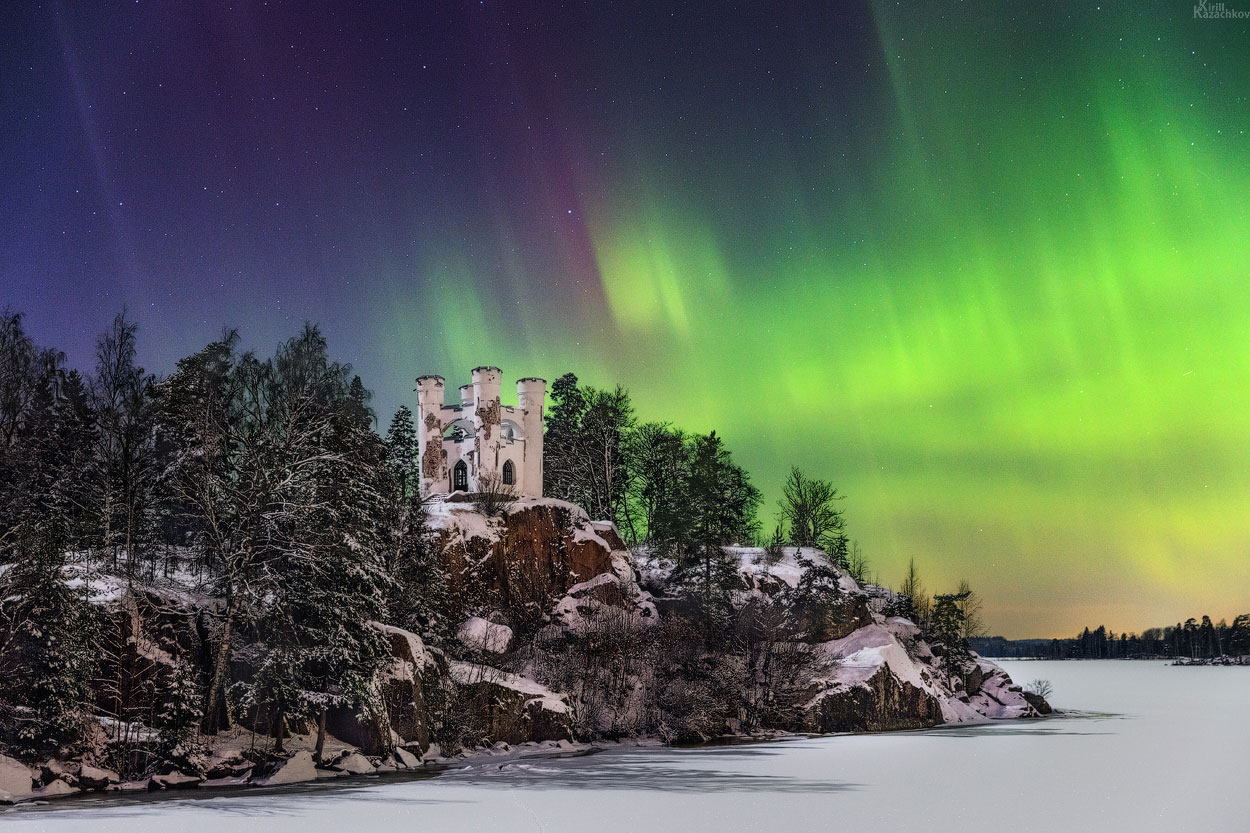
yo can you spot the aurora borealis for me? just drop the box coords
[3,1,1248,637]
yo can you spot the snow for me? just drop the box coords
[723,546,863,595]
[456,617,513,654]
[565,573,618,597]
[569,519,614,552]
[0,755,33,801]
[822,623,930,693]
[12,662,1246,832]
[423,498,500,545]
[33,780,76,798]
[448,661,570,714]
[148,771,202,790]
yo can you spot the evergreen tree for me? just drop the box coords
[929,591,973,671]
[237,327,393,754]
[672,431,761,619]
[784,553,846,640]
[384,405,419,500]
[543,372,587,503]
[0,547,97,757]
[626,422,691,552]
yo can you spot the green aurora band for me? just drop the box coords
[371,3,1250,637]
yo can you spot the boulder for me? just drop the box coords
[0,755,34,801]
[35,779,78,798]
[393,747,420,768]
[450,661,575,745]
[78,764,120,791]
[457,617,513,654]
[259,751,318,786]
[332,752,376,775]
[327,623,441,756]
[807,664,944,732]
[39,759,75,787]
[148,770,203,790]
[965,664,986,696]
[205,750,253,780]
[1022,691,1053,715]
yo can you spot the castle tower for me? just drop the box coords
[471,366,504,485]
[414,375,447,496]
[517,377,546,497]
[413,367,545,498]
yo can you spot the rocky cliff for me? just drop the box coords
[2,496,1046,803]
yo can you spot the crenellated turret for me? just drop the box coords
[411,367,545,498]
[414,375,447,495]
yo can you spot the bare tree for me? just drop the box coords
[898,557,931,628]
[471,470,516,518]
[956,579,987,640]
[777,468,848,563]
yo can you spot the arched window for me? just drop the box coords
[502,459,515,486]
[453,460,468,492]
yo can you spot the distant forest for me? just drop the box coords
[973,613,1250,660]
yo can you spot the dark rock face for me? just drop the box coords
[488,504,617,603]
[452,674,574,745]
[805,666,944,733]
[1021,691,1053,715]
[327,625,444,756]
[965,663,986,696]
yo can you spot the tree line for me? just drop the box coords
[972,613,1250,660]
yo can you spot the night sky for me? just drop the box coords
[4,1,1249,637]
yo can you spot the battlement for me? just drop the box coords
[413,366,545,498]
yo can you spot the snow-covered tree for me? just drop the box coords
[384,405,419,501]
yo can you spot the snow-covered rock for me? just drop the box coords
[148,770,203,790]
[78,763,120,791]
[457,616,513,653]
[800,615,1044,732]
[0,754,34,802]
[326,623,443,756]
[34,779,78,798]
[450,661,575,744]
[393,747,420,768]
[332,752,376,775]
[259,751,318,786]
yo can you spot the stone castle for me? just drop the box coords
[414,367,546,498]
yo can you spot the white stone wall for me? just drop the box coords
[414,367,545,498]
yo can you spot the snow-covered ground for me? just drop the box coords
[6,660,1245,831]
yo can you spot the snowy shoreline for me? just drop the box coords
[3,715,1080,814]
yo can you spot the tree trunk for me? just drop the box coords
[314,707,328,763]
[202,592,242,734]
[273,711,286,754]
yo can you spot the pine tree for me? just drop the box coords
[384,405,419,501]
[784,553,846,640]
[239,327,393,754]
[0,547,97,757]
[626,422,690,551]
[673,431,761,620]
[929,591,973,671]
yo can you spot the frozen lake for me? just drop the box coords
[8,660,1246,832]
